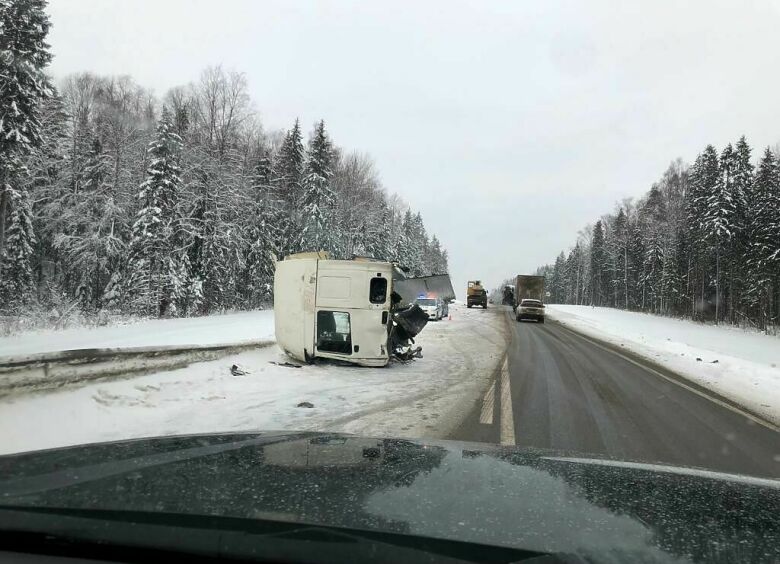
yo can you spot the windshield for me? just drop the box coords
[0,1,778,562]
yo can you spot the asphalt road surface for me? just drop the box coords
[450,307,780,479]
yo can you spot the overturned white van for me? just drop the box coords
[274,253,428,367]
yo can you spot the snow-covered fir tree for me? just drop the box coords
[0,189,37,311]
[126,107,183,316]
[0,0,53,312]
[275,119,304,254]
[589,220,607,306]
[243,147,279,305]
[300,120,334,253]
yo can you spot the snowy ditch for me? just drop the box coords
[0,305,508,454]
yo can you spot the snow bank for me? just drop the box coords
[0,305,507,454]
[546,305,780,426]
[0,310,275,357]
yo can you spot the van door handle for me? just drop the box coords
[381,311,388,324]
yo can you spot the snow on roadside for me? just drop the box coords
[0,305,507,454]
[546,305,780,426]
[0,310,275,357]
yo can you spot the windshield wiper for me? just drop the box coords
[0,504,574,563]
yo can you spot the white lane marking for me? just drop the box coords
[479,380,496,424]
[500,356,516,445]
[555,322,780,434]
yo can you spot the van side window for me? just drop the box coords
[316,311,352,355]
[369,277,387,304]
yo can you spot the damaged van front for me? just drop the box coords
[273,253,428,367]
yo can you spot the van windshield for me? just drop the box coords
[416,299,436,306]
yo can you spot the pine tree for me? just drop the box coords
[300,120,334,252]
[549,252,566,303]
[409,212,427,276]
[686,146,717,319]
[0,0,53,308]
[702,144,738,322]
[244,147,279,305]
[747,148,780,327]
[612,207,630,309]
[53,138,125,312]
[590,220,607,306]
[626,220,645,309]
[428,235,446,274]
[566,243,585,305]
[365,200,392,261]
[641,186,666,312]
[275,119,304,253]
[126,107,183,316]
[170,252,202,316]
[0,189,36,312]
[730,136,753,318]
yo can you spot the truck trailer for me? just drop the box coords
[393,274,456,306]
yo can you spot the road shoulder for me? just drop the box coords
[548,313,780,433]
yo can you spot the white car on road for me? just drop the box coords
[415,297,443,321]
[515,299,545,323]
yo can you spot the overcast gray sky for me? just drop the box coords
[46,0,780,295]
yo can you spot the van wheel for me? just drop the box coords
[539,318,545,324]
[467,304,472,308]
[516,315,521,322]
[483,304,487,309]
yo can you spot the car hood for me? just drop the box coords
[0,432,778,563]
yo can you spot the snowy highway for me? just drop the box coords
[1,303,778,479]
[451,307,780,479]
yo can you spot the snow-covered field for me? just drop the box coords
[0,305,507,454]
[546,305,780,426]
[0,311,275,357]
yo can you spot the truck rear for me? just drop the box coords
[466,280,488,308]
[514,275,545,304]
[514,275,546,322]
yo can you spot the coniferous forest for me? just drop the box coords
[0,1,448,328]
[537,141,780,331]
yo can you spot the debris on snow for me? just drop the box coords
[230,364,249,376]
[297,401,314,408]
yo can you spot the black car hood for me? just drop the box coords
[0,431,778,563]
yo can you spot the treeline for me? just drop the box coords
[537,138,780,330]
[0,1,447,323]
